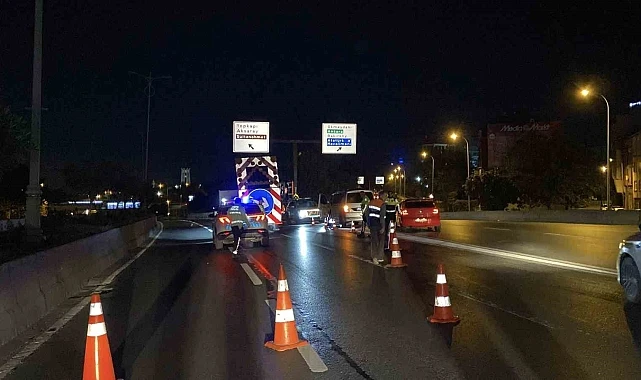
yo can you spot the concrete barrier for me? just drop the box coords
[441,210,640,225]
[0,216,157,347]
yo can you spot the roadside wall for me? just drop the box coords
[0,216,157,347]
[441,210,639,225]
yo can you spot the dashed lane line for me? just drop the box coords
[0,222,165,378]
[281,233,384,268]
[264,300,328,373]
[240,263,263,286]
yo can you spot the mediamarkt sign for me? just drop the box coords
[486,121,561,168]
[499,123,552,132]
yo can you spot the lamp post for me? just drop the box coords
[24,0,44,243]
[581,88,611,210]
[394,166,406,197]
[129,71,172,183]
[421,151,435,197]
[449,133,471,211]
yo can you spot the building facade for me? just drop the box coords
[482,120,562,169]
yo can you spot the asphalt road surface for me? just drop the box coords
[424,220,640,269]
[1,219,640,379]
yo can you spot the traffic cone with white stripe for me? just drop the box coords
[265,264,309,351]
[83,293,116,380]
[428,264,460,325]
[385,236,407,268]
[350,224,356,233]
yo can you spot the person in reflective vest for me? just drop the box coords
[384,192,398,249]
[358,191,370,238]
[365,191,387,265]
[228,198,249,255]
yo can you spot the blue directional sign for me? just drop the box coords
[248,188,275,214]
[327,138,352,146]
[322,123,357,154]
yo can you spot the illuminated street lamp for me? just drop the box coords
[600,165,607,173]
[420,151,435,197]
[394,166,406,197]
[581,88,611,209]
[449,132,471,211]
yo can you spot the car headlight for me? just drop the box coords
[298,210,307,218]
[343,205,349,213]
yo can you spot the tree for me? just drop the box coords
[504,132,600,209]
[0,107,29,183]
[467,168,519,210]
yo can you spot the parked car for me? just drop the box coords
[329,189,374,228]
[284,198,321,224]
[602,204,624,211]
[397,198,441,232]
[618,231,641,303]
[212,202,269,250]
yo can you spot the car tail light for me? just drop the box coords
[343,205,349,213]
[401,209,408,215]
[251,214,266,221]
[433,209,439,214]
[218,216,231,224]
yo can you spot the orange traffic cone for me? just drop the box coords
[428,264,460,325]
[265,264,309,352]
[385,237,407,268]
[83,293,116,380]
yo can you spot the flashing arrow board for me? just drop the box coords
[375,176,385,185]
[322,123,357,154]
[233,121,270,153]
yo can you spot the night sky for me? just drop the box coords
[1,1,640,188]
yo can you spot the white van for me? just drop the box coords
[329,189,374,227]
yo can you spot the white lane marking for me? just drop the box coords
[347,254,384,268]
[397,233,617,276]
[283,231,384,268]
[298,345,329,373]
[264,301,327,372]
[240,263,263,286]
[0,222,164,378]
[484,227,511,231]
[543,232,570,237]
[176,219,213,233]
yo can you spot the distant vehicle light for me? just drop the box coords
[188,195,194,202]
[298,210,307,218]
[343,205,349,213]
[221,197,227,204]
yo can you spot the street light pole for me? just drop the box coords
[24,0,44,243]
[449,133,471,211]
[602,94,611,211]
[464,137,470,211]
[581,89,611,210]
[129,71,172,183]
[430,155,435,195]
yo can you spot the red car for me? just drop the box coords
[397,198,441,232]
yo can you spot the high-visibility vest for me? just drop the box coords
[228,205,249,227]
[367,199,384,227]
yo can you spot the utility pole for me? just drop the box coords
[24,0,44,243]
[129,71,171,183]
